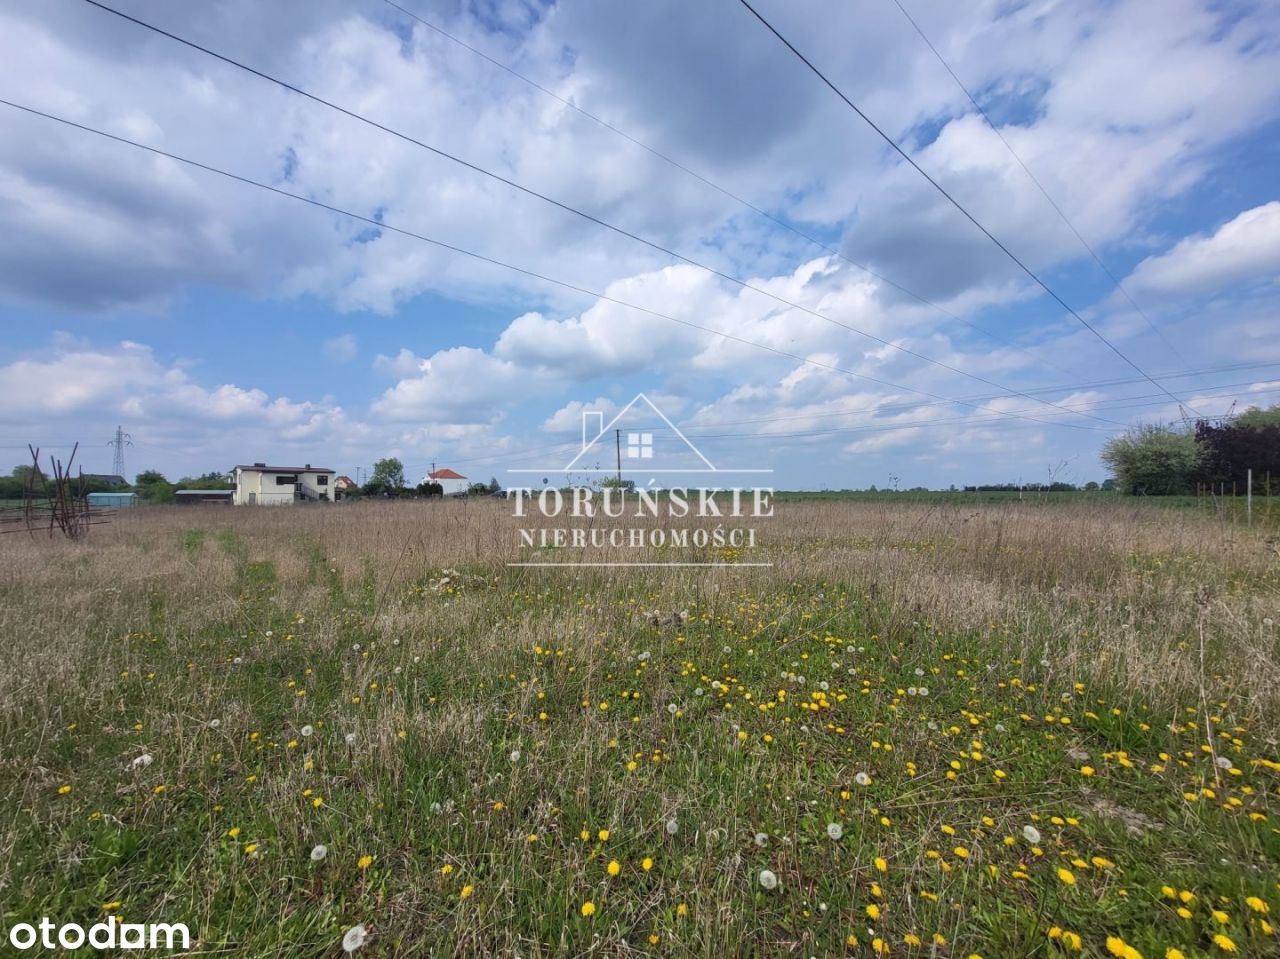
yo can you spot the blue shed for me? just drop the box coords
[87,491,136,508]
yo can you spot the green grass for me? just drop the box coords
[0,504,1277,957]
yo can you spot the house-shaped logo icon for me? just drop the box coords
[565,393,716,473]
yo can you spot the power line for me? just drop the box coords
[887,0,1188,368]
[380,0,1088,382]
[0,98,1113,447]
[675,361,1280,432]
[735,0,1191,411]
[76,0,1122,428]
[681,379,1280,442]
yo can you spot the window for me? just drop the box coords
[275,474,296,485]
[317,474,329,486]
[626,432,653,459]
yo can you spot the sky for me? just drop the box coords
[0,0,1278,490]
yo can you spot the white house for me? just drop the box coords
[233,463,336,505]
[423,467,469,496]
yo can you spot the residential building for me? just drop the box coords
[233,463,335,505]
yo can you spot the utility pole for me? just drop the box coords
[615,430,622,485]
[107,425,132,479]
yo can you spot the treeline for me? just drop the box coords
[1102,404,1280,496]
[0,467,233,503]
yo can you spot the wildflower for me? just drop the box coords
[1022,825,1041,844]
[460,884,474,899]
[1212,934,1237,952]
[754,832,768,847]
[953,847,969,859]
[1080,765,1095,776]
[227,827,241,839]
[855,772,872,786]
[665,819,678,835]
[597,829,609,841]
[57,785,72,795]
[1057,868,1076,886]
[300,725,314,737]
[642,857,654,871]
[1167,950,1187,959]
[1105,937,1142,959]
[607,860,621,877]
[866,904,881,920]
[244,843,258,855]
[357,854,373,870]
[509,749,521,762]
[581,901,596,917]
[310,844,327,862]
[1247,897,1270,914]
[758,869,778,890]
[874,856,887,873]
[341,924,368,953]
[826,822,844,840]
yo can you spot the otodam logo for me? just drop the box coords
[6,917,190,951]
[507,392,774,567]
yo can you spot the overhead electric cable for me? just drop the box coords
[380,0,1088,381]
[735,0,1191,410]
[888,0,1188,367]
[76,0,1123,427]
[0,97,1112,441]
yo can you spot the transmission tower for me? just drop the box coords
[108,425,132,478]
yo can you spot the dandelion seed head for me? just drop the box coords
[341,924,368,953]
[758,869,778,890]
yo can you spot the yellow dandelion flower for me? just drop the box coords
[57,785,72,795]
[460,884,474,899]
[607,860,621,877]
[227,827,241,839]
[866,904,881,920]
[1212,934,1237,953]
[441,864,454,876]
[597,829,609,841]
[874,856,888,873]
[642,857,654,871]
[357,854,373,870]
[1080,766,1095,776]
[1246,897,1270,914]
[1057,868,1076,886]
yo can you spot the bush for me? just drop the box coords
[1101,424,1199,496]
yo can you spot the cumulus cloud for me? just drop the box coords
[1125,202,1280,297]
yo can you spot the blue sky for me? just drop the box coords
[1,0,1278,489]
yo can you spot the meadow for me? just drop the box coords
[0,498,1277,957]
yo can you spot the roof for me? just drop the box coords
[234,464,334,473]
[86,491,135,499]
[82,473,127,485]
[334,475,356,485]
[429,468,467,480]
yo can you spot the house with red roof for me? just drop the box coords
[423,467,468,496]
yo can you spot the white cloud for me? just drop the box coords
[1125,202,1280,297]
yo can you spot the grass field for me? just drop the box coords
[1,498,1277,957]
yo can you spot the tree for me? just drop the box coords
[364,458,406,496]
[1232,404,1280,430]
[1100,424,1199,496]
[134,469,175,504]
[1084,481,1100,492]
[1195,404,1280,492]
[175,471,234,491]
[487,476,501,493]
